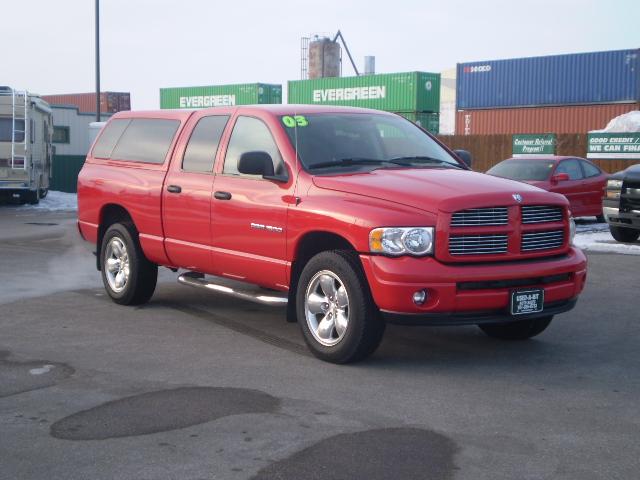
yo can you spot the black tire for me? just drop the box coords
[609,225,640,243]
[296,250,385,364]
[100,222,158,305]
[595,214,605,223]
[27,189,40,205]
[479,316,553,340]
[39,188,48,199]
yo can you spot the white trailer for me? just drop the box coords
[0,86,53,204]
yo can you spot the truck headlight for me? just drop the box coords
[569,215,576,245]
[606,179,623,199]
[369,227,434,256]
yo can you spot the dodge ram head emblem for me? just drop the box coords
[513,193,523,203]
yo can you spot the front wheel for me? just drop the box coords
[296,251,385,364]
[609,225,640,243]
[100,222,158,305]
[479,316,553,340]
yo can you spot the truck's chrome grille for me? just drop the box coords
[451,207,508,227]
[521,230,564,252]
[522,205,563,224]
[449,234,508,255]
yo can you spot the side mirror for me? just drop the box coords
[238,151,275,177]
[551,173,570,184]
[453,149,472,168]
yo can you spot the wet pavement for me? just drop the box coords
[0,208,639,480]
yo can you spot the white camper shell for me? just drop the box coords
[0,86,53,204]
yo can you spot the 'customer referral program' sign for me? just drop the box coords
[587,133,640,159]
[512,134,556,156]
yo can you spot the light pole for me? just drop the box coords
[95,0,101,122]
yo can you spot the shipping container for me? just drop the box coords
[457,49,640,110]
[395,111,439,134]
[288,72,441,113]
[455,103,640,135]
[159,83,282,109]
[43,92,131,114]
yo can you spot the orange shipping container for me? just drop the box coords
[455,103,639,135]
[42,92,131,114]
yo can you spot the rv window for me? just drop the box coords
[0,118,25,142]
[53,126,70,144]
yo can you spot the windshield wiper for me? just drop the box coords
[389,156,464,169]
[308,157,412,170]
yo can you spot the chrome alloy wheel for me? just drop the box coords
[104,237,130,293]
[304,270,350,347]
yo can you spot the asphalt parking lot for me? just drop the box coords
[1,203,639,480]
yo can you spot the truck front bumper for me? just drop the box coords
[360,247,587,325]
[603,205,640,229]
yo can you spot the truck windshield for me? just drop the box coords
[280,113,461,172]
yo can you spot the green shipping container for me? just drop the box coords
[288,72,440,113]
[395,111,439,135]
[160,83,282,109]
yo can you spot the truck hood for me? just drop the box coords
[312,168,564,213]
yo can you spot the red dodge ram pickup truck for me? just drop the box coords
[78,105,587,363]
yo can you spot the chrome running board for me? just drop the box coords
[178,272,288,306]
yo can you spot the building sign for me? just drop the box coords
[512,134,556,156]
[587,133,640,159]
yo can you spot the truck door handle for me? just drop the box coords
[167,185,182,194]
[214,191,232,200]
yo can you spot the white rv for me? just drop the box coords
[0,86,53,204]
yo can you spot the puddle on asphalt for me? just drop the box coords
[0,350,74,398]
[251,427,458,480]
[50,387,280,440]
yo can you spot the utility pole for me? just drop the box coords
[95,0,101,122]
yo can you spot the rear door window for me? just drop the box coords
[111,119,180,164]
[580,160,601,178]
[182,115,229,173]
[555,159,584,180]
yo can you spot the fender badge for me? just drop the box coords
[512,193,523,203]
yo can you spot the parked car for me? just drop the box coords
[487,156,608,220]
[602,164,640,243]
[78,106,587,363]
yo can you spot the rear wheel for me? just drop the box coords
[595,214,605,223]
[27,189,40,205]
[479,316,553,340]
[296,250,385,364]
[609,225,640,243]
[39,188,48,199]
[100,222,158,305]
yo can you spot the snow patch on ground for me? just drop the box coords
[574,220,640,255]
[21,191,77,211]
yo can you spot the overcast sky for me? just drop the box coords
[4,0,639,109]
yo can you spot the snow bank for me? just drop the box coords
[575,231,640,255]
[22,191,77,211]
[590,110,640,133]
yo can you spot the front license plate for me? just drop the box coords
[510,289,544,315]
